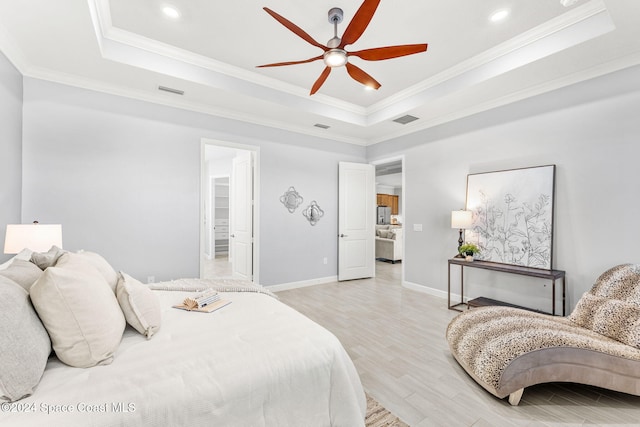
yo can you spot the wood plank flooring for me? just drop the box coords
[276,261,640,427]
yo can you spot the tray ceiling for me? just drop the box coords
[0,0,639,145]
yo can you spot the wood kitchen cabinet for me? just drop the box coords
[376,193,399,215]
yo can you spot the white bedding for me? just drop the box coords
[1,289,366,426]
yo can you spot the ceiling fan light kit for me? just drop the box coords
[324,49,348,67]
[258,0,428,95]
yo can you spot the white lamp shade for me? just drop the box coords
[451,210,473,229]
[4,224,63,254]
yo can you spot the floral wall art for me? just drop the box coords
[465,165,555,269]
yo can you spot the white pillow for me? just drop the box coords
[75,251,119,292]
[116,272,162,339]
[30,254,125,368]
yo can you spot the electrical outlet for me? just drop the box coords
[323,257,328,265]
[147,276,155,283]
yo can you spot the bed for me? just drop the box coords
[0,250,366,427]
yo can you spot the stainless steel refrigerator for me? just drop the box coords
[377,206,391,224]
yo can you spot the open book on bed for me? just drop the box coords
[173,288,231,313]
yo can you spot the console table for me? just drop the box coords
[448,258,566,316]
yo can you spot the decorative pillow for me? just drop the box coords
[569,292,640,349]
[0,248,33,271]
[30,245,66,270]
[0,277,51,402]
[30,256,125,368]
[74,250,119,292]
[0,259,43,291]
[116,272,161,339]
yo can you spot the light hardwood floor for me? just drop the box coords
[203,255,232,278]
[276,261,640,427]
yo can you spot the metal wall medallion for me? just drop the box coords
[302,201,324,226]
[280,186,303,213]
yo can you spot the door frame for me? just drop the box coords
[370,155,405,283]
[200,138,260,284]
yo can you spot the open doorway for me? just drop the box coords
[371,156,405,283]
[201,140,259,282]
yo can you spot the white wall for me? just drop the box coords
[261,144,353,285]
[368,65,640,312]
[0,51,22,263]
[21,78,365,285]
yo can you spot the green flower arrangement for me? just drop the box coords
[459,243,480,256]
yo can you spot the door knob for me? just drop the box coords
[230,234,235,238]
[339,234,348,238]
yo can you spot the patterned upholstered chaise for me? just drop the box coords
[446,264,640,405]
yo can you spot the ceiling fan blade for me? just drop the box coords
[345,62,381,90]
[257,55,323,68]
[310,67,332,95]
[339,0,381,48]
[349,44,428,61]
[263,8,328,51]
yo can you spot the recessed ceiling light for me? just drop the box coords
[162,6,181,19]
[489,9,510,23]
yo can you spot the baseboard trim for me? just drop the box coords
[402,280,466,303]
[269,276,338,293]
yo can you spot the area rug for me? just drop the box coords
[366,394,409,427]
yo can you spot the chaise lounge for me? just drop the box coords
[446,264,640,406]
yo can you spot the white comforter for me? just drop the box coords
[1,290,366,426]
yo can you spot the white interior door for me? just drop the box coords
[338,162,375,281]
[230,154,253,280]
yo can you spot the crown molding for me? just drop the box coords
[0,21,28,74]
[364,51,640,146]
[363,0,613,126]
[23,65,368,146]
[91,0,366,117]
[365,0,610,118]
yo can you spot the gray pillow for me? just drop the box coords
[30,245,66,270]
[378,230,393,239]
[0,276,51,402]
[0,259,43,291]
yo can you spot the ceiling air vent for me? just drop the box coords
[158,85,185,95]
[393,115,419,125]
[314,123,330,129]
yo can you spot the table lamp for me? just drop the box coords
[451,210,472,256]
[4,221,63,254]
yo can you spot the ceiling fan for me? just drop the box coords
[257,0,428,95]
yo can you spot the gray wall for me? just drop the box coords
[0,51,23,263]
[368,65,640,312]
[21,78,365,284]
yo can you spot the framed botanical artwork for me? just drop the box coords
[465,165,556,269]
